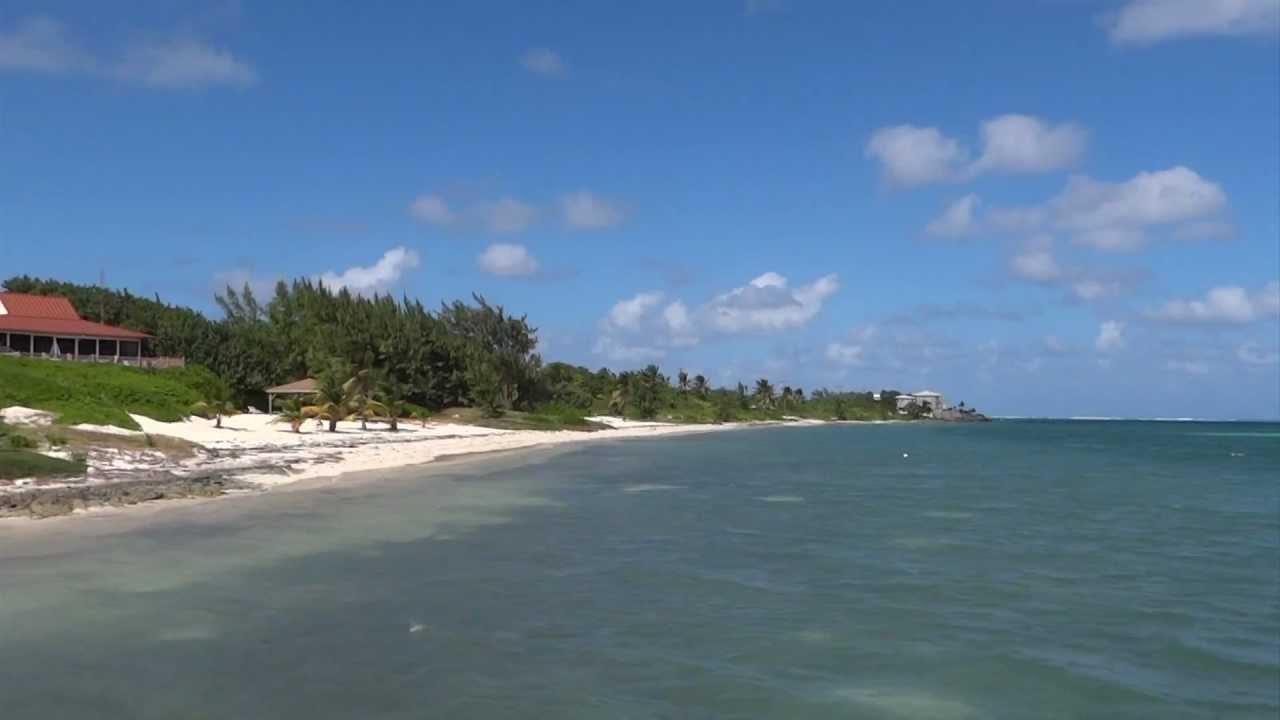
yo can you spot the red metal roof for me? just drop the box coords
[0,293,150,340]
[0,293,80,320]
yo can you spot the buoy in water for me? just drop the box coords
[902,452,909,458]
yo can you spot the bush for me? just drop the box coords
[7,434,36,450]
[47,434,69,447]
[0,449,85,480]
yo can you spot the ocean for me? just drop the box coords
[0,421,1276,719]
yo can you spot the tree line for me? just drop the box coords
[3,275,906,422]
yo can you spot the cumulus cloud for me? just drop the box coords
[925,194,980,238]
[1096,320,1126,352]
[1053,167,1227,250]
[1009,236,1062,283]
[520,48,565,75]
[868,114,1085,188]
[1006,235,1141,302]
[704,272,840,334]
[477,243,539,277]
[970,114,1087,175]
[408,194,455,225]
[408,193,538,233]
[594,272,840,362]
[865,125,968,187]
[317,246,420,295]
[112,38,257,89]
[0,16,256,89]
[987,166,1229,252]
[1147,281,1280,324]
[605,291,665,332]
[1105,0,1279,45]
[561,191,624,229]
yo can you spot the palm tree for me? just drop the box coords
[190,388,236,429]
[754,378,775,409]
[304,364,352,432]
[271,398,306,433]
[677,370,690,396]
[378,377,407,432]
[692,374,709,398]
[344,367,384,431]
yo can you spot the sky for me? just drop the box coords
[1,0,1278,419]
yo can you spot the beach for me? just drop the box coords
[1,410,782,520]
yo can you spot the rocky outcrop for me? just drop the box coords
[0,474,252,519]
[933,408,991,422]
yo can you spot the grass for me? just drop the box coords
[434,406,609,432]
[0,356,215,429]
[0,449,86,481]
[0,421,87,480]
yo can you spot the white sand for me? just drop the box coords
[1,406,54,426]
[121,413,742,488]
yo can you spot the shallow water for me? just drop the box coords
[1,421,1277,718]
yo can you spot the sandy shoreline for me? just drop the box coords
[2,412,800,523]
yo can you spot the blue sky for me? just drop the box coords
[2,0,1278,419]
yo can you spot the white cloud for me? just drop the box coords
[0,16,257,90]
[971,114,1087,175]
[0,16,89,73]
[1096,320,1126,352]
[869,115,1086,189]
[561,191,624,229]
[408,194,455,225]
[1009,236,1062,283]
[113,38,256,89]
[1148,281,1280,324]
[1055,166,1227,249]
[1166,359,1210,375]
[989,166,1229,252]
[1106,0,1279,45]
[316,246,420,295]
[594,272,839,364]
[481,197,538,233]
[520,48,565,75]
[606,291,665,331]
[662,301,699,346]
[477,243,539,277]
[865,125,968,187]
[825,342,865,366]
[925,194,980,238]
[1237,342,1280,365]
[704,272,840,334]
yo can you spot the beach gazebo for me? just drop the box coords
[265,378,318,413]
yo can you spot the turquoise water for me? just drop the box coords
[1,421,1277,718]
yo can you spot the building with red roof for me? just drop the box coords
[0,292,167,365]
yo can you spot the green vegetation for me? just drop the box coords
[3,276,910,429]
[0,356,215,429]
[0,421,86,480]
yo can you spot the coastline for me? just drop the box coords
[1,412,804,523]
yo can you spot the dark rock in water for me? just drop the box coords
[0,475,253,519]
[933,408,991,422]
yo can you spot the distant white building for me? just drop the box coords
[896,390,945,414]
